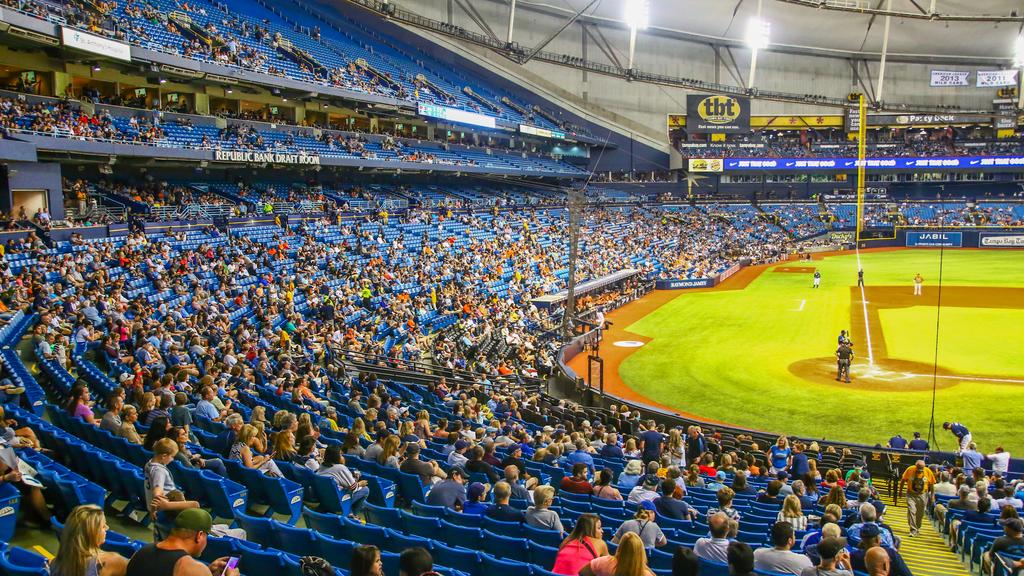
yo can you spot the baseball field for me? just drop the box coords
[594,248,1024,454]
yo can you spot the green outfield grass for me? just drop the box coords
[618,249,1024,453]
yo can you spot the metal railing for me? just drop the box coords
[332,346,548,395]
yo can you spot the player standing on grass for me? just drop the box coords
[857,269,865,287]
[943,421,972,451]
[812,269,821,289]
[836,341,854,383]
[913,273,923,296]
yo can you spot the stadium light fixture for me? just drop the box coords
[746,18,771,50]
[1015,34,1024,68]
[225,86,233,94]
[623,0,649,30]
[158,77,167,84]
[91,63,101,72]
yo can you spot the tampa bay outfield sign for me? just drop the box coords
[214,151,321,165]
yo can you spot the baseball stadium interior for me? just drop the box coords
[0,1,1022,576]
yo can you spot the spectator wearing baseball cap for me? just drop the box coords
[800,536,852,576]
[126,508,239,576]
[447,439,470,468]
[626,474,660,504]
[849,523,913,576]
[612,500,667,549]
[985,517,1024,575]
[461,482,488,516]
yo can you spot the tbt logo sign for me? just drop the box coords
[685,94,750,133]
[698,96,741,125]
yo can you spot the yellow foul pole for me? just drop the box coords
[855,94,867,244]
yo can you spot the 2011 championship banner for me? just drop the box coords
[905,231,963,247]
[980,233,1024,247]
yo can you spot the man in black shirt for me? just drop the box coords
[126,509,240,576]
[987,518,1024,575]
[836,342,854,383]
[465,445,500,483]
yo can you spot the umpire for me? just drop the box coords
[836,341,854,383]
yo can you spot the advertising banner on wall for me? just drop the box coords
[656,278,716,290]
[62,27,132,61]
[722,156,1024,170]
[979,233,1024,247]
[685,95,750,133]
[687,158,724,173]
[905,231,963,247]
[930,70,970,87]
[214,150,321,165]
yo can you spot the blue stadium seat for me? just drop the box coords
[411,502,446,518]
[344,516,389,548]
[480,554,532,576]
[303,507,346,539]
[401,511,443,538]
[277,521,321,558]
[432,544,480,576]
[698,558,731,576]
[234,512,278,548]
[482,517,524,538]
[527,541,559,568]
[441,520,483,549]
[0,547,48,576]
[239,548,287,576]
[316,533,355,569]
[482,530,528,560]
[365,502,402,527]
[523,524,563,548]
[383,528,432,554]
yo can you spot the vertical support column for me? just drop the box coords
[876,0,892,105]
[747,0,763,89]
[506,0,516,44]
[855,95,867,245]
[627,26,637,70]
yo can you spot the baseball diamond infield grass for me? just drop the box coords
[616,249,1024,454]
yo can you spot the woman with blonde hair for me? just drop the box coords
[377,435,401,468]
[666,429,684,467]
[232,424,282,477]
[250,405,267,427]
[271,429,297,462]
[50,505,128,576]
[352,417,370,441]
[580,532,653,576]
[776,495,808,530]
[807,458,821,481]
[622,438,640,459]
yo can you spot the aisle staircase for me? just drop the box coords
[882,492,972,576]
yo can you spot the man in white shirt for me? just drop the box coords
[626,475,660,504]
[694,512,731,563]
[754,522,814,575]
[987,447,1011,476]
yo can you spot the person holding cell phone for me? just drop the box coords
[125,508,241,576]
